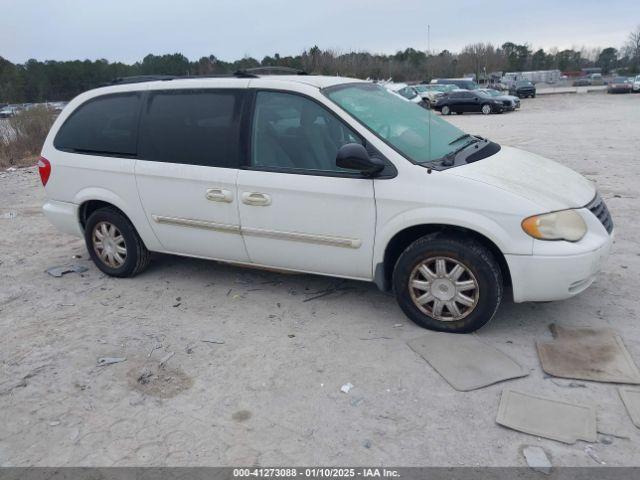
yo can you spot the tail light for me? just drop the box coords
[38,156,51,186]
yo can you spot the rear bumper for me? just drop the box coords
[43,200,83,237]
[506,232,613,302]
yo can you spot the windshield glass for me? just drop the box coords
[516,81,533,86]
[482,89,500,97]
[324,83,468,163]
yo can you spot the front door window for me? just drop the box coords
[251,91,361,174]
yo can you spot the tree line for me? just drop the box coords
[1,25,639,103]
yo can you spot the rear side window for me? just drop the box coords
[139,90,244,168]
[54,93,141,156]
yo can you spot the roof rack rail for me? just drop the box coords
[100,67,309,88]
[237,66,308,76]
[107,75,177,86]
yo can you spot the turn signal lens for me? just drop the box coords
[522,209,587,242]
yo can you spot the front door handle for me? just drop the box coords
[242,192,271,206]
[205,188,233,203]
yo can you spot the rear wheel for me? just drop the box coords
[393,234,503,333]
[481,104,492,115]
[441,105,451,115]
[85,208,151,277]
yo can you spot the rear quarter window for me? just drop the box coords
[54,93,141,156]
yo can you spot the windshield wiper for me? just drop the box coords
[448,133,471,145]
[441,138,481,166]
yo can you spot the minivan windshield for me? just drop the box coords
[324,82,474,164]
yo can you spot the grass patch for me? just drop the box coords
[0,107,56,169]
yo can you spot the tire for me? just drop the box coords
[481,104,492,115]
[85,207,151,277]
[441,105,451,115]
[392,233,503,333]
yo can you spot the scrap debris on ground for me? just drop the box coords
[96,357,126,367]
[537,325,640,384]
[619,388,640,429]
[522,446,552,475]
[45,264,88,278]
[496,389,597,444]
[407,333,528,391]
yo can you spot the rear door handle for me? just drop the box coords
[242,192,271,206]
[205,188,233,203]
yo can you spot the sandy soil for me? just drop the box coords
[0,92,639,467]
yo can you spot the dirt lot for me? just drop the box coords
[1,92,639,467]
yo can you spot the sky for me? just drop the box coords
[2,0,639,64]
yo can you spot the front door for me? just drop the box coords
[135,88,250,262]
[236,90,376,279]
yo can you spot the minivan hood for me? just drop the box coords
[448,146,595,211]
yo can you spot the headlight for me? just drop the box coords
[521,209,587,242]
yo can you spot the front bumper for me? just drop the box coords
[506,208,613,302]
[43,200,83,237]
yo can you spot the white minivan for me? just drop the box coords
[39,71,613,333]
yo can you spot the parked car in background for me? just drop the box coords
[431,78,480,90]
[413,84,448,107]
[39,73,613,333]
[0,105,21,118]
[434,89,504,115]
[573,77,591,87]
[424,83,458,94]
[633,75,640,93]
[509,80,536,98]
[383,83,428,108]
[478,88,520,111]
[47,101,68,113]
[589,73,604,86]
[607,77,632,94]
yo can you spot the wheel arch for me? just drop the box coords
[374,223,512,293]
[79,200,128,230]
[74,187,163,251]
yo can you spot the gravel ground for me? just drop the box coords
[0,92,639,467]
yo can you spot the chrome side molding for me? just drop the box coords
[152,215,361,249]
[242,226,362,249]
[152,215,240,234]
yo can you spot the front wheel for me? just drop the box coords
[481,104,492,115]
[441,105,451,115]
[393,234,503,333]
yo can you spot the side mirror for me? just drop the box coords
[336,143,385,176]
